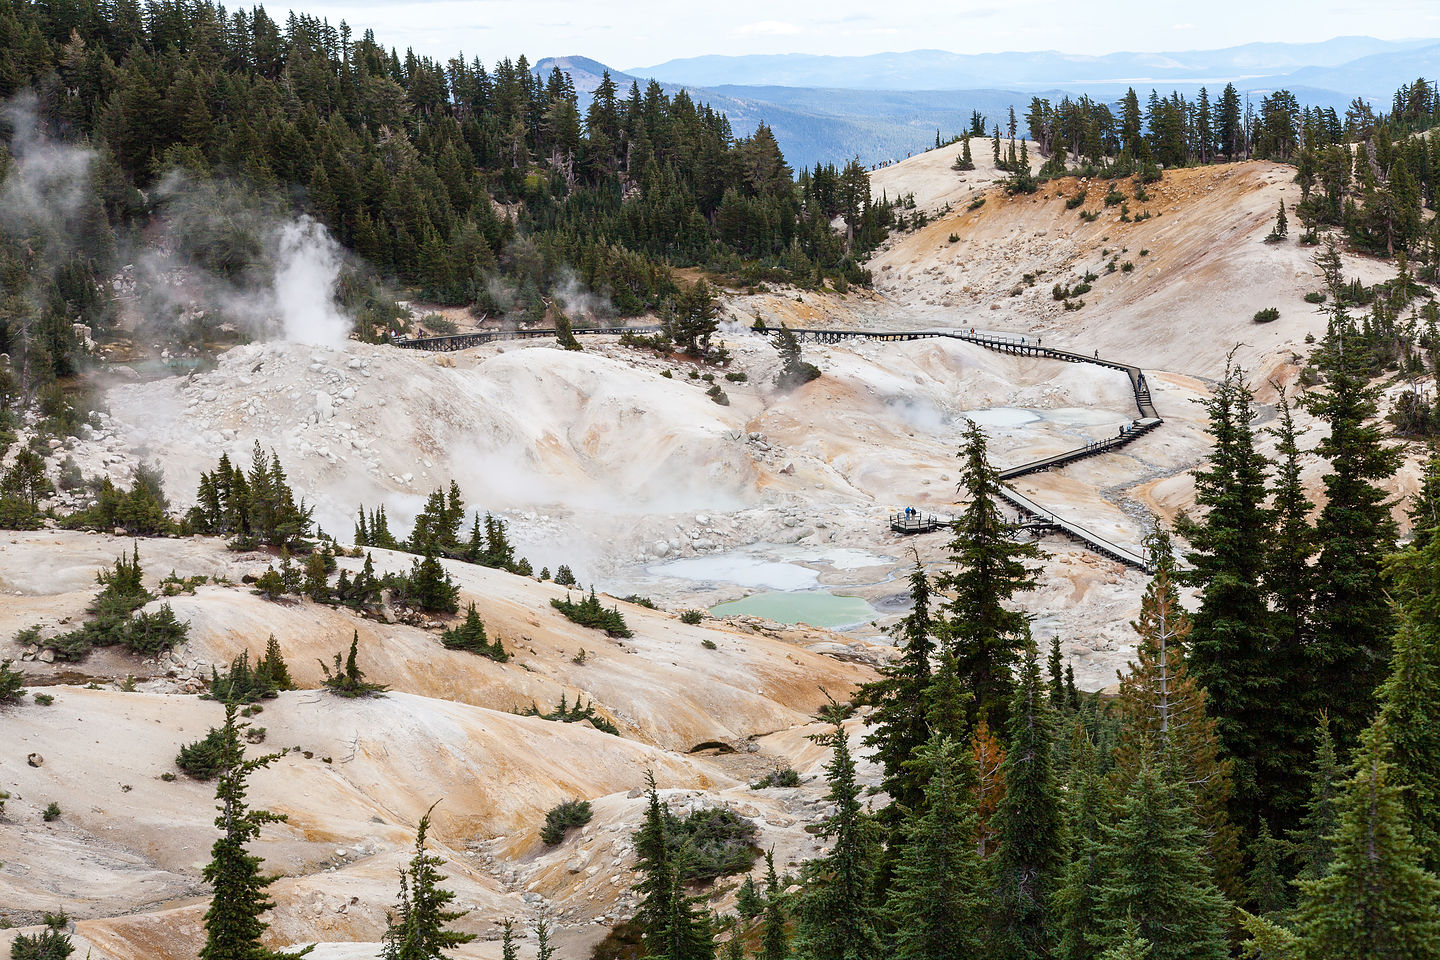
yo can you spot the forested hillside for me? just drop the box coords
[0,0,888,397]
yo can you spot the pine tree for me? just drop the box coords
[773,323,820,389]
[1111,528,1242,896]
[381,806,476,959]
[1376,608,1440,871]
[1306,240,1401,746]
[853,559,935,830]
[1247,820,1292,916]
[736,873,764,920]
[1056,725,1108,960]
[1407,451,1440,548]
[1287,713,1342,885]
[534,917,556,960]
[793,720,880,960]
[1294,719,1440,960]
[634,772,715,960]
[882,735,986,960]
[1262,386,1318,831]
[1047,635,1066,710]
[199,704,312,960]
[989,636,1065,959]
[760,850,788,960]
[1097,919,1153,960]
[1177,358,1276,836]
[8,913,75,960]
[936,420,1041,728]
[498,919,519,960]
[1094,762,1231,960]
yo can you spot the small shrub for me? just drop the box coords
[679,610,704,625]
[33,692,54,706]
[967,197,985,211]
[0,659,26,704]
[724,371,748,382]
[540,799,594,845]
[1120,261,1134,273]
[1064,299,1085,311]
[660,369,673,378]
[572,648,588,665]
[8,912,73,957]
[1304,291,1327,304]
[320,632,389,698]
[1065,190,1087,209]
[1103,188,1125,206]
[688,369,700,379]
[706,385,730,405]
[1138,249,1150,257]
[43,801,61,821]
[621,594,657,609]
[1079,209,1099,222]
[177,725,239,780]
[751,768,803,789]
[551,588,633,638]
[522,693,620,736]
[701,638,718,650]
[947,233,960,243]
[243,726,267,744]
[440,602,508,661]
[1253,307,1280,324]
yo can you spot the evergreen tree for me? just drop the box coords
[793,720,880,960]
[1056,725,1108,960]
[936,420,1041,728]
[498,919,519,960]
[883,734,986,960]
[1247,820,1292,917]
[199,704,312,960]
[1178,358,1276,836]
[1407,451,1440,548]
[1047,635,1066,710]
[736,873,764,920]
[1094,762,1231,960]
[1294,719,1440,960]
[634,772,715,960]
[381,806,476,959]
[989,637,1065,959]
[8,914,75,960]
[1375,608,1440,871]
[773,323,820,390]
[1112,528,1241,896]
[1306,240,1401,746]
[1262,386,1318,830]
[853,559,936,829]
[760,850,789,960]
[1287,714,1342,885]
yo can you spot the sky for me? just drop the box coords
[293,0,1440,69]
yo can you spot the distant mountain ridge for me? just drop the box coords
[629,37,1440,91]
[537,37,1440,170]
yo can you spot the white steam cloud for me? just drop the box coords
[272,217,350,348]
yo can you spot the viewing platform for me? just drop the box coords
[890,512,948,534]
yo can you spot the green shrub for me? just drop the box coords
[1253,307,1280,323]
[33,692,54,706]
[440,602,508,661]
[966,197,985,211]
[321,632,388,698]
[8,911,73,958]
[701,638,718,650]
[554,565,577,587]
[751,768,802,789]
[540,799,594,845]
[42,801,61,822]
[637,805,761,884]
[706,385,730,405]
[551,588,633,638]
[724,371,748,382]
[1079,209,1099,222]
[522,693,620,736]
[0,659,26,704]
[1065,190,1087,210]
[1120,261,1134,273]
[947,233,960,243]
[176,724,240,780]
[679,609,703,625]
[1103,188,1125,206]
[1304,291,1326,304]
[621,594,657,609]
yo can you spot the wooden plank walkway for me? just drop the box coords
[390,322,1159,571]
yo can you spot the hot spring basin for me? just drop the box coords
[710,591,878,629]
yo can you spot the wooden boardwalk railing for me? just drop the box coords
[390,323,1159,571]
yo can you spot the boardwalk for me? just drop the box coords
[391,323,1160,571]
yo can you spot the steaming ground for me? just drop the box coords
[80,329,1164,686]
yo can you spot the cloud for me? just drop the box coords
[1171,22,1196,29]
[736,19,803,37]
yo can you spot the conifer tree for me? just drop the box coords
[1306,240,1401,745]
[760,850,788,960]
[498,919,519,960]
[1178,358,1276,835]
[1407,451,1440,548]
[1247,820,1292,917]
[381,806,476,959]
[882,734,986,960]
[1047,635,1066,710]
[1262,386,1318,830]
[853,559,935,829]
[736,873,764,920]
[936,420,1041,728]
[1111,528,1241,896]
[1056,725,1108,960]
[1375,609,1440,871]
[1294,719,1440,960]
[200,704,312,960]
[989,636,1065,959]
[634,772,715,960]
[1287,713,1342,885]
[1094,762,1231,960]
[793,720,880,960]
